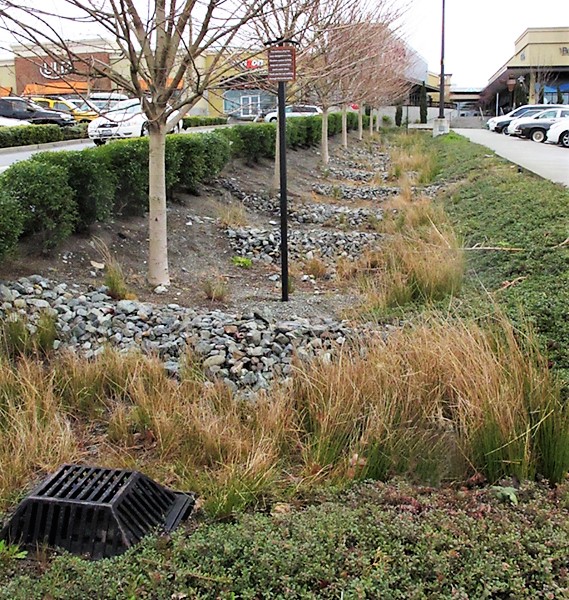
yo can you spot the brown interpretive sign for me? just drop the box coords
[267,46,296,82]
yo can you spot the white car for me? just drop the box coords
[508,107,569,138]
[88,99,182,145]
[263,104,322,123]
[546,120,569,148]
[486,104,564,132]
[0,116,31,126]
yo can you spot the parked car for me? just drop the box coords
[509,108,569,142]
[486,104,566,133]
[263,104,322,123]
[0,97,75,126]
[87,92,130,113]
[30,96,98,122]
[546,120,569,148]
[491,108,545,134]
[0,116,30,126]
[87,99,182,145]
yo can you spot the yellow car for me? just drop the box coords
[30,96,98,122]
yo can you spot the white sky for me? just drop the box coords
[397,0,568,89]
[0,0,566,90]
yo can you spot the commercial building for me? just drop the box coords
[480,27,569,113]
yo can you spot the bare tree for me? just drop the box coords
[336,16,408,147]
[250,0,332,189]
[0,0,278,286]
[297,0,405,163]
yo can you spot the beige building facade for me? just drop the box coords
[481,27,569,111]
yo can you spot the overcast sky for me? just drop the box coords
[0,0,565,90]
[398,0,566,89]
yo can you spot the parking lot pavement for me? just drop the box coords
[453,128,569,188]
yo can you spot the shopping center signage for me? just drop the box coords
[561,47,569,56]
[244,58,265,69]
[39,59,73,80]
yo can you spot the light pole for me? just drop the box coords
[433,0,448,136]
[438,0,446,119]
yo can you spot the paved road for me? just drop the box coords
[0,139,94,172]
[453,128,569,187]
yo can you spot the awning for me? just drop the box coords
[22,81,91,96]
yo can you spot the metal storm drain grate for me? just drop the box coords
[1,464,195,559]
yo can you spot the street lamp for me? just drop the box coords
[438,0,446,119]
[507,77,516,110]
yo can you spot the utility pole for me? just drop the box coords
[433,0,449,136]
[438,0,445,119]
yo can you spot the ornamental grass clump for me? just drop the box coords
[291,314,569,485]
[344,190,464,312]
[0,315,566,515]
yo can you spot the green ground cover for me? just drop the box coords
[433,132,569,383]
[1,481,568,598]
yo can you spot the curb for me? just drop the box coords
[0,137,92,156]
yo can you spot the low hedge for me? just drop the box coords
[0,124,63,148]
[0,160,77,253]
[61,124,89,140]
[0,191,24,257]
[182,116,227,129]
[31,149,116,232]
[0,113,356,257]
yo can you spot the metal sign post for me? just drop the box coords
[267,45,296,301]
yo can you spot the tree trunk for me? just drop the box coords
[321,108,329,165]
[369,109,374,135]
[376,109,381,133]
[341,104,348,149]
[358,105,363,141]
[147,123,170,286]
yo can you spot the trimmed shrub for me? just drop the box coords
[0,125,63,149]
[164,135,183,200]
[306,115,322,146]
[61,124,89,140]
[346,111,358,130]
[200,132,231,179]
[169,134,206,195]
[0,191,24,259]
[31,150,115,232]
[93,138,149,216]
[182,116,227,129]
[395,105,403,127]
[327,112,342,136]
[228,123,275,164]
[0,161,76,252]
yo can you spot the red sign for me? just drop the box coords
[267,46,296,82]
[245,58,265,69]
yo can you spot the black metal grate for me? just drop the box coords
[1,464,194,559]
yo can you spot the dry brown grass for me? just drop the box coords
[291,314,567,484]
[203,276,229,302]
[91,237,134,300]
[0,356,81,506]
[389,143,437,184]
[340,186,464,311]
[304,256,328,279]
[217,203,248,228]
[0,314,566,515]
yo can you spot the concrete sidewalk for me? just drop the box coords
[453,128,569,187]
